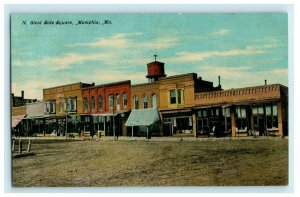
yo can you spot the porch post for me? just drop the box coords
[231,108,236,137]
[132,126,133,138]
[192,114,197,138]
[277,101,283,137]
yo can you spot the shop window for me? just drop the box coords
[143,96,148,109]
[222,107,232,134]
[266,103,278,130]
[134,96,139,110]
[197,109,209,135]
[235,106,247,131]
[202,109,207,117]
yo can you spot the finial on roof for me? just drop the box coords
[154,54,157,61]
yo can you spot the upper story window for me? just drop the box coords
[177,89,182,104]
[170,90,176,104]
[109,95,114,109]
[98,95,103,110]
[152,94,157,109]
[116,94,120,111]
[143,96,148,109]
[59,102,63,113]
[134,96,139,110]
[123,93,128,108]
[66,97,77,112]
[169,89,184,105]
[91,96,95,112]
[83,97,88,113]
[45,100,56,114]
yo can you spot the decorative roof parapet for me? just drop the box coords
[195,84,284,106]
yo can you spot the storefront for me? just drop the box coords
[161,109,193,136]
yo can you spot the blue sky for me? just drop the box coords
[11,13,288,100]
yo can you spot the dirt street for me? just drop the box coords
[12,138,288,187]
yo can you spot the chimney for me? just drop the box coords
[218,76,221,86]
[21,90,24,99]
[265,80,267,86]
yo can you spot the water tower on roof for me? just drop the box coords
[146,54,167,82]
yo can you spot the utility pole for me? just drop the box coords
[113,95,116,141]
[65,112,68,139]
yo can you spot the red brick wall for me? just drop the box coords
[82,81,131,114]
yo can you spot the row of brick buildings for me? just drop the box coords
[12,58,288,138]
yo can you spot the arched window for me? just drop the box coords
[134,96,139,110]
[98,95,103,110]
[116,94,120,111]
[152,94,157,109]
[83,97,88,113]
[123,93,127,108]
[109,95,114,109]
[91,96,95,112]
[143,96,148,109]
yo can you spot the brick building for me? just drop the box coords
[11,57,288,138]
[126,60,163,137]
[194,84,288,137]
[11,90,37,107]
[11,90,37,136]
[82,80,131,137]
[42,82,94,136]
[159,73,222,137]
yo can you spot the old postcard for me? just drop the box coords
[11,13,288,187]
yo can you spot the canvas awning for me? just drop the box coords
[12,114,26,128]
[125,109,160,127]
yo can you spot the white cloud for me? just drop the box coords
[68,32,178,51]
[138,38,179,49]
[271,68,288,75]
[211,29,231,36]
[165,46,266,63]
[68,32,143,49]
[12,53,115,70]
[195,65,288,90]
